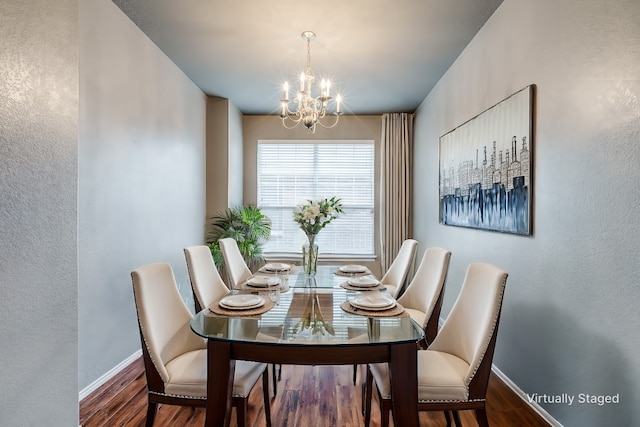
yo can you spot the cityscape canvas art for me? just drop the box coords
[439,85,533,235]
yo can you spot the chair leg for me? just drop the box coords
[236,398,247,427]
[262,371,272,427]
[271,363,278,397]
[278,364,282,381]
[380,395,390,427]
[364,366,373,427]
[475,407,489,427]
[145,399,158,427]
[453,410,463,427]
[353,363,358,385]
[361,379,365,414]
[444,410,452,427]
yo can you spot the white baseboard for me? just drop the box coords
[491,365,563,427]
[79,350,142,402]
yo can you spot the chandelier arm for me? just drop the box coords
[280,100,305,120]
[282,103,299,117]
[284,114,302,123]
[315,113,342,129]
[280,118,302,130]
[280,111,304,129]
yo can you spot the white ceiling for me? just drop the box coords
[112,0,503,115]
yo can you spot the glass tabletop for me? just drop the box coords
[190,265,424,346]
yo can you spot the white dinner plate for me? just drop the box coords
[347,276,379,288]
[339,264,367,274]
[349,293,396,311]
[262,263,291,272]
[219,294,265,310]
[246,276,280,288]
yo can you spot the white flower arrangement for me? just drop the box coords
[293,197,344,236]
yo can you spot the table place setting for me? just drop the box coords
[258,262,294,274]
[209,293,275,316]
[339,275,386,291]
[340,291,407,317]
[246,276,280,288]
[233,274,290,297]
[334,264,372,277]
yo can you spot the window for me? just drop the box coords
[257,140,375,257]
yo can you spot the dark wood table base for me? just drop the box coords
[205,339,419,426]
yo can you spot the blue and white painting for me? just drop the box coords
[439,85,533,235]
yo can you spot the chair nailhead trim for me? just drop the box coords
[418,398,486,404]
[132,284,169,384]
[465,277,507,385]
[149,391,206,400]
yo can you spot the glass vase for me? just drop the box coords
[302,234,319,276]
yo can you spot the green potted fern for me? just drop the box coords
[206,205,271,274]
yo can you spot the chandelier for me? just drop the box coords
[279,31,342,133]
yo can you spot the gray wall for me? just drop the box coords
[413,0,640,425]
[78,0,206,390]
[0,0,79,425]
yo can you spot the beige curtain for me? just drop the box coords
[380,112,414,272]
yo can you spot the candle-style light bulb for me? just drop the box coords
[283,81,289,100]
[336,94,342,113]
[300,72,305,91]
[321,79,326,97]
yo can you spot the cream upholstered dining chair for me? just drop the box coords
[219,237,253,289]
[184,245,228,313]
[184,244,280,397]
[380,238,419,298]
[132,262,271,427]
[365,262,508,427]
[362,247,451,423]
[397,247,451,346]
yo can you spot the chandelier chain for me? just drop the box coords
[306,37,312,77]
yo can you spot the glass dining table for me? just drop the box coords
[190,265,424,426]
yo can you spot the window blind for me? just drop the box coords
[257,140,375,256]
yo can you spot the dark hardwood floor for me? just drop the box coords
[80,358,551,427]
